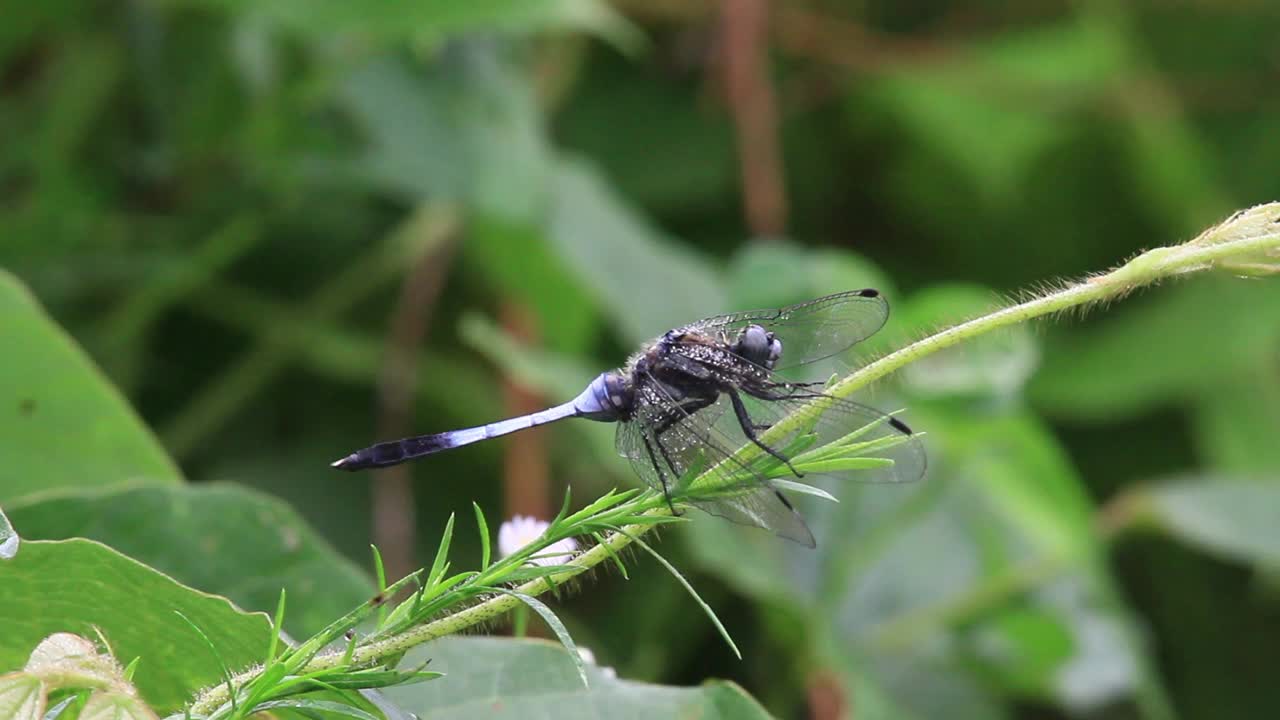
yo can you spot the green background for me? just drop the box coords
[3,1,1279,718]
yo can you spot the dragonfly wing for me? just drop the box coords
[678,290,889,371]
[614,416,671,494]
[615,393,728,488]
[621,372,815,547]
[695,485,816,548]
[718,387,927,485]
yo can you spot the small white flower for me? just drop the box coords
[497,515,578,567]
[577,647,617,680]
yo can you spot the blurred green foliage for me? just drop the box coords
[3,1,1280,718]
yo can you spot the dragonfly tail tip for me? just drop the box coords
[330,455,359,471]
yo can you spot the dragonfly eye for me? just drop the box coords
[736,325,777,367]
[767,336,783,367]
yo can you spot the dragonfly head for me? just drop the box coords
[734,324,783,370]
[574,371,634,422]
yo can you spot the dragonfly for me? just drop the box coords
[332,290,926,547]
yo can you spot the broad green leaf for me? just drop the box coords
[340,51,551,221]
[1030,278,1280,419]
[6,483,372,638]
[0,271,181,504]
[0,540,270,712]
[381,637,773,719]
[548,157,727,346]
[1141,478,1280,566]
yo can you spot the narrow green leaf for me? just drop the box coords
[551,487,574,528]
[565,488,642,523]
[777,433,820,460]
[622,531,741,659]
[43,694,75,720]
[341,628,358,666]
[426,514,456,591]
[488,590,588,687]
[582,514,683,529]
[591,532,630,580]
[473,503,491,571]
[793,458,895,474]
[173,611,236,711]
[284,571,422,672]
[794,428,912,465]
[305,668,443,690]
[253,698,381,720]
[371,545,388,593]
[769,479,840,503]
[242,662,288,711]
[267,590,286,663]
[502,564,586,583]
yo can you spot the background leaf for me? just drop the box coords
[6,484,372,637]
[0,540,270,713]
[0,272,181,504]
[1139,478,1280,566]
[382,637,773,720]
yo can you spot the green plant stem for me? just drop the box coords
[187,203,1280,716]
[824,206,1280,405]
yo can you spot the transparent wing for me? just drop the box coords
[718,388,927,485]
[678,290,889,371]
[615,377,816,547]
[614,388,727,473]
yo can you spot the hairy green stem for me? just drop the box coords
[825,204,1280,404]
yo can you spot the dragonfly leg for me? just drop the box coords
[642,434,681,516]
[726,387,804,478]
